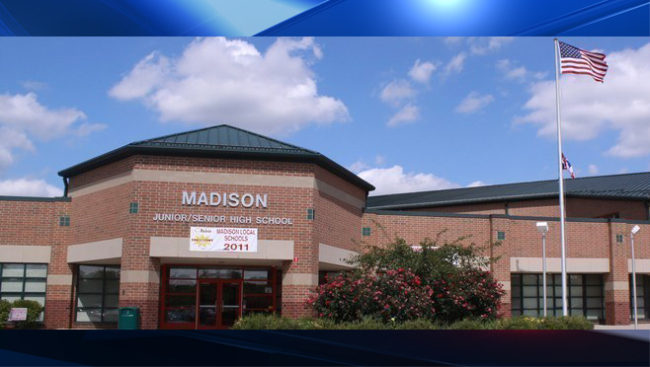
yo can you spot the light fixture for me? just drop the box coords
[536,222,549,234]
[631,225,640,235]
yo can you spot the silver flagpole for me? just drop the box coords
[554,38,569,317]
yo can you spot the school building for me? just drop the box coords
[0,124,648,329]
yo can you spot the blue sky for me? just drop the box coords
[0,37,649,196]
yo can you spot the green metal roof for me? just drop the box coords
[366,172,650,210]
[58,125,374,191]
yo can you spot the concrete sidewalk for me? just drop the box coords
[594,323,650,330]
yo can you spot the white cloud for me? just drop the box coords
[0,93,104,170]
[380,79,416,106]
[496,59,546,82]
[110,37,348,136]
[387,103,419,127]
[21,80,48,91]
[0,178,62,197]
[358,165,460,196]
[588,164,599,175]
[443,52,467,76]
[408,59,437,84]
[456,92,494,114]
[467,180,486,187]
[469,37,514,55]
[348,159,370,173]
[443,37,464,46]
[374,155,386,165]
[517,42,650,158]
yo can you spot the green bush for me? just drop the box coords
[232,314,593,330]
[9,300,44,329]
[541,316,594,330]
[394,319,441,330]
[0,299,11,329]
[232,314,299,330]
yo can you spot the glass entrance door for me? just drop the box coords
[197,281,240,329]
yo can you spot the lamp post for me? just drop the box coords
[631,225,640,329]
[537,222,549,317]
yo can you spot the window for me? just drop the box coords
[76,265,120,323]
[0,263,48,322]
[630,274,649,320]
[243,268,275,317]
[59,216,70,227]
[306,209,315,220]
[616,234,624,243]
[497,231,506,240]
[511,273,604,321]
[129,202,139,214]
[362,227,371,236]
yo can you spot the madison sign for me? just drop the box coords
[182,191,268,208]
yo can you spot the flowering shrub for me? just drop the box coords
[308,269,436,323]
[308,234,505,324]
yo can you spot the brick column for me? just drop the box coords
[604,221,631,325]
[44,203,74,329]
[491,216,512,318]
[119,237,161,329]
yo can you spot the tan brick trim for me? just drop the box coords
[318,243,357,269]
[120,270,160,284]
[604,281,629,291]
[67,238,122,263]
[47,274,73,286]
[499,281,511,291]
[0,245,51,263]
[283,273,318,286]
[69,169,364,209]
[510,257,609,273]
[628,259,650,273]
[149,237,294,260]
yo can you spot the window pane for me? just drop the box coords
[586,286,602,297]
[522,274,537,285]
[569,274,582,285]
[105,295,119,308]
[105,280,120,294]
[0,294,21,302]
[170,267,196,279]
[78,294,103,308]
[244,296,273,309]
[586,309,602,320]
[79,266,104,279]
[166,308,195,323]
[523,309,538,317]
[570,308,584,316]
[1,280,23,292]
[79,279,103,293]
[199,268,242,279]
[570,286,583,297]
[24,280,46,292]
[2,264,24,277]
[523,298,538,309]
[105,267,120,279]
[76,309,102,322]
[168,279,196,293]
[24,295,45,307]
[244,281,272,294]
[103,309,118,323]
[166,295,196,308]
[523,286,537,297]
[571,297,584,308]
[586,298,603,308]
[585,275,602,286]
[26,264,47,278]
[511,309,522,316]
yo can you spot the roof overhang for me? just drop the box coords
[58,145,375,192]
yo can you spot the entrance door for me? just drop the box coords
[197,281,241,329]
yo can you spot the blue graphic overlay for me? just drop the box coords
[0,0,647,36]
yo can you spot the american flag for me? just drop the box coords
[562,153,575,179]
[559,41,608,83]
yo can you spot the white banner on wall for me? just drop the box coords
[189,227,258,252]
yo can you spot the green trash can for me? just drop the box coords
[118,307,140,330]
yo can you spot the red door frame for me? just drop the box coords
[196,280,241,330]
[159,264,277,330]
